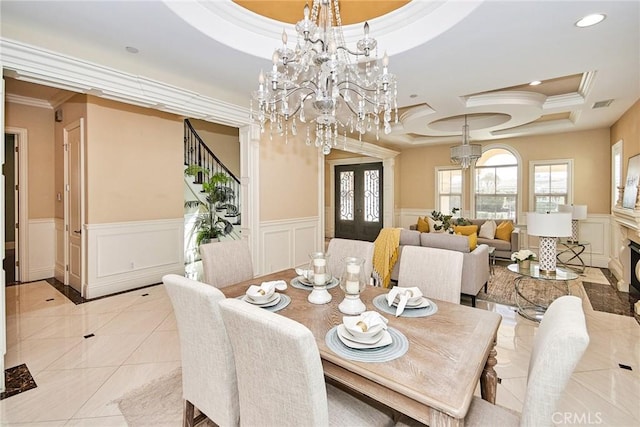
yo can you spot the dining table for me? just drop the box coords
[223,268,502,427]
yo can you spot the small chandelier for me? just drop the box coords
[250,0,398,155]
[450,115,482,169]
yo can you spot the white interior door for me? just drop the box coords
[64,120,84,294]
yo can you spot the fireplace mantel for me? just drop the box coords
[612,206,640,236]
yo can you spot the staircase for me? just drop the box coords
[183,119,241,277]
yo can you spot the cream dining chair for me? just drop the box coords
[218,298,396,427]
[200,239,254,288]
[397,245,464,304]
[163,274,240,427]
[395,295,590,427]
[326,238,375,281]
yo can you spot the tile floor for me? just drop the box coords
[2,276,639,426]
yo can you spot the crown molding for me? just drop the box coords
[1,38,250,128]
[342,137,399,159]
[5,93,52,109]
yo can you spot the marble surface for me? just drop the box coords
[2,272,639,426]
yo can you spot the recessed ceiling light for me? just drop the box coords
[125,46,139,54]
[529,80,542,86]
[575,13,606,28]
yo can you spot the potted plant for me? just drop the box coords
[511,249,536,270]
[430,208,471,233]
[184,165,236,245]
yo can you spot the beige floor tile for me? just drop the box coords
[494,382,523,413]
[5,336,84,374]
[27,311,120,340]
[0,367,116,424]
[73,361,181,419]
[46,333,150,370]
[2,421,67,427]
[93,308,170,336]
[156,311,177,331]
[574,328,640,372]
[572,369,640,419]
[124,330,181,365]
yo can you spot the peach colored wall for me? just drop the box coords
[5,102,55,219]
[260,129,318,220]
[611,98,640,181]
[398,128,611,216]
[189,119,240,178]
[85,97,183,223]
[54,94,88,219]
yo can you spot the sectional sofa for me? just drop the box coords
[390,229,490,306]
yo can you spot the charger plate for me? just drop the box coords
[290,276,340,291]
[237,294,291,313]
[372,294,438,318]
[325,326,408,363]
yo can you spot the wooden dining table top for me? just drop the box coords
[223,268,502,426]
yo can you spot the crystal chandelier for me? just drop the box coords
[250,0,398,155]
[450,115,482,169]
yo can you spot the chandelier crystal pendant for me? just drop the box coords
[250,0,398,155]
[450,115,482,169]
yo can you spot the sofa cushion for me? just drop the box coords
[495,220,514,241]
[416,216,430,232]
[478,236,511,252]
[400,229,421,246]
[479,220,497,239]
[468,232,478,251]
[420,232,470,253]
[454,224,479,236]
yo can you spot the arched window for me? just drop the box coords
[474,148,518,222]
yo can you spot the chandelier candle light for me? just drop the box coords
[526,212,572,275]
[250,0,398,155]
[450,115,482,169]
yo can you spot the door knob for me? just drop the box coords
[73,230,82,234]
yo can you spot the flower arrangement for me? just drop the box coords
[430,208,471,233]
[511,249,536,262]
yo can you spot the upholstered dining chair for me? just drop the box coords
[397,245,464,304]
[326,238,375,281]
[163,274,239,427]
[218,298,396,427]
[200,239,253,288]
[395,295,590,427]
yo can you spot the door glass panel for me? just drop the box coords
[364,169,380,222]
[339,171,354,220]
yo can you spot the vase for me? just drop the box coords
[518,259,531,270]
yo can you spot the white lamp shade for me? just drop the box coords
[558,204,588,220]
[526,212,572,237]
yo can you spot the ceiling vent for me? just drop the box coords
[593,99,613,109]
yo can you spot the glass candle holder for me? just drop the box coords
[338,257,366,315]
[307,252,332,305]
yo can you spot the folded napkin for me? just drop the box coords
[386,286,423,317]
[261,280,287,291]
[344,311,388,337]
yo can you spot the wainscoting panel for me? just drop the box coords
[54,218,65,282]
[28,218,56,281]
[259,217,319,275]
[396,208,436,230]
[85,219,184,299]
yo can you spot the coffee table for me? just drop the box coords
[508,262,579,322]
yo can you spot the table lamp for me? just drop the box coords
[526,212,572,275]
[558,204,588,243]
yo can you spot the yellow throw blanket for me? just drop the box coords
[372,228,402,288]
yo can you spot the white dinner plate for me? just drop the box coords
[243,293,281,308]
[337,325,392,349]
[391,297,431,309]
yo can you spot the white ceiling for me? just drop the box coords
[2,0,638,149]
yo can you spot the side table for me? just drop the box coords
[556,240,592,274]
[508,263,579,322]
[488,246,496,275]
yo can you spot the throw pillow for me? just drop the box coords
[495,220,515,242]
[478,220,497,239]
[427,216,445,233]
[416,216,430,233]
[468,232,478,251]
[453,224,478,236]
